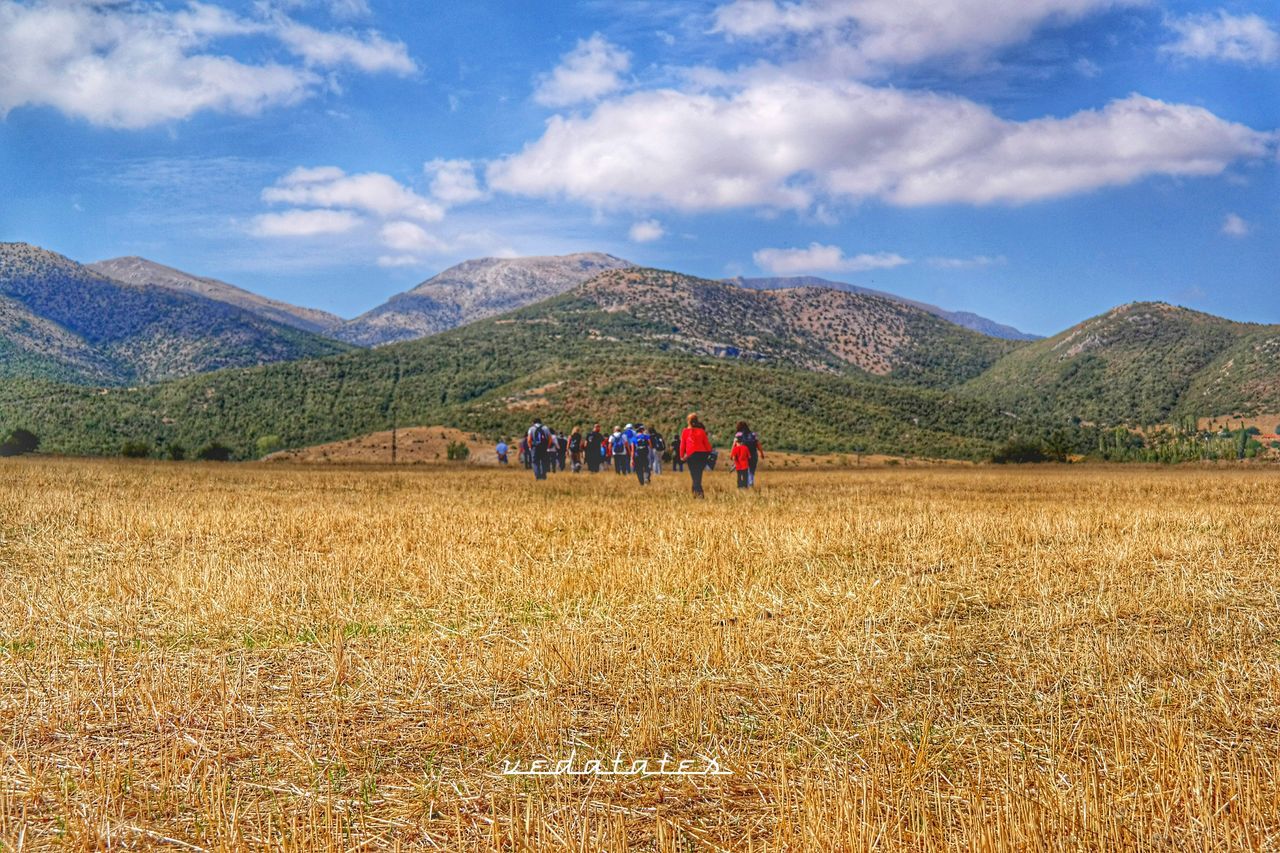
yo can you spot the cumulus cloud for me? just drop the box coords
[1163,10,1279,65]
[250,209,363,236]
[262,166,444,222]
[489,80,1274,211]
[1221,213,1251,237]
[0,0,414,128]
[275,22,416,74]
[379,220,448,253]
[753,243,908,275]
[711,0,1142,72]
[533,33,631,107]
[254,163,490,265]
[425,159,487,204]
[628,219,666,242]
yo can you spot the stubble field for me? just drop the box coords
[1,458,1278,851]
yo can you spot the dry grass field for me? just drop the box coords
[1,458,1278,851]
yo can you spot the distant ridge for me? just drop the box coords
[962,301,1280,423]
[726,276,1039,341]
[0,242,351,384]
[90,256,343,335]
[336,252,632,346]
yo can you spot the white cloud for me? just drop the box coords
[1221,213,1251,237]
[753,243,908,275]
[276,22,416,74]
[262,167,444,222]
[489,81,1274,211]
[250,209,363,236]
[425,159,487,204]
[0,1,413,129]
[376,254,423,268]
[533,33,631,107]
[1163,11,1279,65]
[927,255,1007,269]
[628,219,666,242]
[379,220,448,253]
[711,0,1143,72]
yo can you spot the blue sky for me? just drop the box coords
[0,0,1276,336]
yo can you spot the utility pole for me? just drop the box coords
[390,354,402,465]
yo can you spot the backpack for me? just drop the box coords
[569,434,582,452]
[531,425,549,450]
[634,434,651,453]
[611,434,628,453]
[652,434,666,452]
[743,432,759,452]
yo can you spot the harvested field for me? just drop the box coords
[1,459,1277,850]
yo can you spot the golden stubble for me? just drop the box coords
[0,458,1277,851]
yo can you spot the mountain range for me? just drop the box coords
[335,252,632,345]
[0,243,350,385]
[725,276,1039,341]
[0,240,1275,461]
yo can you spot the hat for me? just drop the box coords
[625,423,633,430]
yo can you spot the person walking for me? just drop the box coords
[585,423,604,473]
[650,429,664,476]
[632,425,653,485]
[527,420,551,480]
[679,412,713,499]
[735,421,764,487]
[555,431,568,471]
[569,427,584,473]
[518,436,531,469]
[610,427,629,475]
[731,436,751,488]
[671,425,685,472]
[495,439,509,465]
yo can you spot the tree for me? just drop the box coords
[992,438,1047,464]
[196,443,233,462]
[255,435,283,457]
[0,428,39,457]
[166,443,187,461]
[120,441,151,458]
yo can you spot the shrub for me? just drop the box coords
[255,435,283,457]
[196,443,233,462]
[992,438,1048,464]
[120,441,152,458]
[0,428,39,457]
[166,443,187,461]
[446,441,470,461]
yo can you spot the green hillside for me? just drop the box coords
[0,243,352,384]
[962,302,1279,425]
[0,269,1024,460]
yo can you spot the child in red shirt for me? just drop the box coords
[731,441,751,489]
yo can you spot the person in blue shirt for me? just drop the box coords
[495,439,509,465]
[610,426,629,475]
[632,424,653,485]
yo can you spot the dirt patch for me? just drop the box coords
[265,426,508,465]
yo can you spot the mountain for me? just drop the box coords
[962,302,1280,424]
[0,243,352,385]
[569,268,1018,387]
[0,266,1025,460]
[89,256,344,334]
[336,252,632,346]
[726,275,1039,341]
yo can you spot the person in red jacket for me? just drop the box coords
[679,412,713,499]
[730,438,751,489]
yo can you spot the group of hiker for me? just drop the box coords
[494,413,764,498]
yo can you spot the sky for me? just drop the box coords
[0,0,1276,336]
